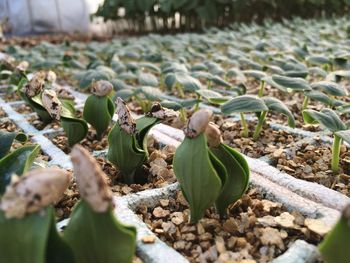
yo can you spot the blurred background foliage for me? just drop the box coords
[95,0,350,32]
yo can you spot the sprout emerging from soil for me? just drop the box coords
[66,144,136,263]
[108,97,179,184]
[173,109,250,223]
[221,95,295,140]
[303,108,350,174]
[83,80,115,140]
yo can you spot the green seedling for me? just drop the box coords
[0,167,74,263]
[18,71,88,146]
[303,108,350,174]
[83,80,115,140]
[164,72,203,98]
[221,95,295,140]
[107,98,178,184]
[173,109,250,223]
[269,75,347,112]
[67,145,136,263]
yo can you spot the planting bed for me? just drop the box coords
[1,16,350,263]
[137,188,323,262]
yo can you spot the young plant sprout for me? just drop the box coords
[67,145,136,263]
[319,204,350,263]
[0,167,74,263]
[242,70,267,97]
[160,98,200,122]
[107,98,178,184]
[18,71,88,146]
[173,109,250,223]
[83,80,115,140]
[0,131,40,194]
[221,95,295,140]
[164,72,203,98]
[269,75,347,112]
[302,108,350,174]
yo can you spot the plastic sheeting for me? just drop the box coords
[0,0,90,35]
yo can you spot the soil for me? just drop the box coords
[136,188,324,263]
[14,104,33,115]
[0,119,18,132]
[214,115,302,159]
[27,115,61,130]
[2,92,21,102]
[273,139,350,197]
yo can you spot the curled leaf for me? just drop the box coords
[83,90,115,140]
[173,133,222,223]
[0,131,28,159]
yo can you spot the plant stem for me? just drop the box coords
[331,135,342,174]
[302,96,309,110]
[253,111,267,140]
[240,113,248,137]
[258,81,265,97]
[194,95,201,112]
[176,84,185,98]
[180,108,187,122]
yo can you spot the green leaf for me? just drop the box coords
[0,144,40,195]
[60,117,88,147]
[311,81,348,96]
[262,97,295,128]
[196,89,230,105]
[319,211,350,263]
[173,133,222,223]
[136,86,163,101]
[175,73,203,91]
[210,75,231,88]
[83,95,115,140]
[107,123,146,184]
[302,109,347,132]
[334,130,350,145]
[305,91,333,106]
[160,100,183,110]
[18,90,52,124]
[138,72,159,87]
[221,95,268,115]
[79,69,110,89]
[135,116,159,152]
[164,73,177,90]
[272,75,311,91]
[114,89,135,101]
[242,70,267,80]
[0,131,28,159]
[64,201,136,263]
[211,144,249,216]
[0,207,74,263]
[306,55,332,66]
